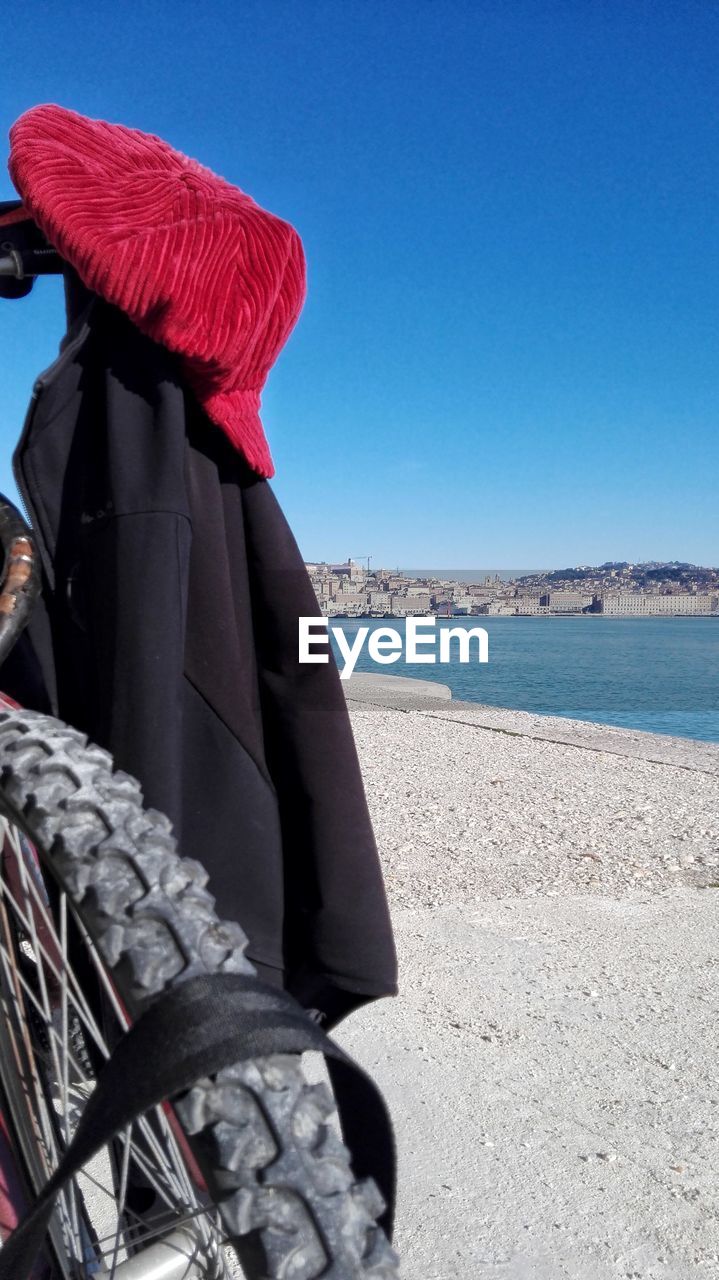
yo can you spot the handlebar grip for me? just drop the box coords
[0,246,64,278]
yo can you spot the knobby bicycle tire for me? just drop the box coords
[0,706,399,1280]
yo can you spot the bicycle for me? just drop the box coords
[0,493,399,1279]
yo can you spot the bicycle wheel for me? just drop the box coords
[0,704,399,1279]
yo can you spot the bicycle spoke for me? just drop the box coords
[0,818,227,1276]
[107,1124,131,1275]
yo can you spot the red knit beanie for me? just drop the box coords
[8,104,307,478]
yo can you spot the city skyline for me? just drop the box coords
[306,557,719,619]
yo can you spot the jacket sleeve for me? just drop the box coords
[242,477,398,1024]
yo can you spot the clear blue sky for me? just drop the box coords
[0,1,717,568]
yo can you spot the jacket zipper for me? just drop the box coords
[13,471,33,529]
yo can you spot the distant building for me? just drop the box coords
[515,595,546,615]
[392,594,431,614]
[330,591,368,609]
[486,602,517,615]
[601,592,717,615]
[451,595,478,614]
[539,591,593,612]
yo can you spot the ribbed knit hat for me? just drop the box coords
[8,104,307,477]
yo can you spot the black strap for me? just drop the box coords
[0,973,395,1278]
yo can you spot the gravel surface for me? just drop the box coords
[349,701,719,904]
[328,689,719,1280]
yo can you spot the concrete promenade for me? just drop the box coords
[332,674,719,1279]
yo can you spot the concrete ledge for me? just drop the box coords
[424,701,719,775]
[343,672,719,774]
[343,671,452,708]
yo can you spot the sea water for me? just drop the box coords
[330,616,719,743]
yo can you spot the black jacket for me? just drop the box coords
[2,290,397,1025]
